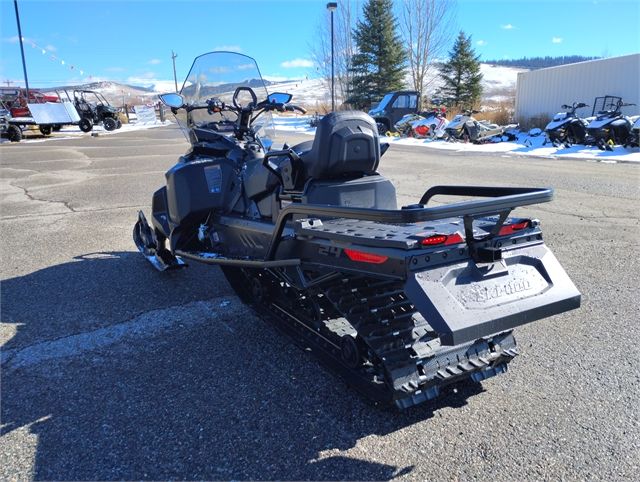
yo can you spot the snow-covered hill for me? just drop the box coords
[43,81,158,107]
[265,64,525,109]
[44,64,523,110]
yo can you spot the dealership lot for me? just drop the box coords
[1,126,638,480]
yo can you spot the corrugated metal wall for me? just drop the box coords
[515,54,640,122]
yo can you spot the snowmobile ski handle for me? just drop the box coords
[265,186,553,260]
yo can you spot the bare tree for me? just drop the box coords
[309,1,361,109]
[400,0,456,106]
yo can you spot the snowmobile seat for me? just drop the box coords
[288,112,396,209]
[293,111,381,182]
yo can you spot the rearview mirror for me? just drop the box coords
[158,93,184,108]
[268,92,292,104]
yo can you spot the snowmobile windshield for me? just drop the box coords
[177,52,274,144]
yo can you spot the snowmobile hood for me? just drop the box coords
[545,115,572,131]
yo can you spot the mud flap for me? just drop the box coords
[133,211,186,271]
[405,244,581,345]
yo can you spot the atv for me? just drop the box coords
[0,101,22,142]
[368,90,421,135]
[134,52,581,409]
[73,89,121,132]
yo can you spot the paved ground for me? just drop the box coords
[1,125,638,480]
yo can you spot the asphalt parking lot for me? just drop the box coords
[1,125,638,480]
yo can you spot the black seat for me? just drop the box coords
[292,111,380,181]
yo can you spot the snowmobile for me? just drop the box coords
[544,102,590,147]
[624,116,640,148]
[586,97,636,150]
[446,110,517,143]
[394,107,449,139]
[134,52,581,409]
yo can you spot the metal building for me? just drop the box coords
[515,53,640,123]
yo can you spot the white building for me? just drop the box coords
[515,54,640,122]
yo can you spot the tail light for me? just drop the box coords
[498,220,531,236]
[344,249,388,264]
[420,233,464,246]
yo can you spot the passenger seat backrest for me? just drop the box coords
[303,111,381,180]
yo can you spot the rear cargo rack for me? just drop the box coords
[266,186,553,260]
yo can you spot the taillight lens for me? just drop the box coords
[498,220,531,236]
[420,232,464,246]
[344,249,388,264]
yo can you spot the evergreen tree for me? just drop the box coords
[347,0,406,109]
[437,31,483,108]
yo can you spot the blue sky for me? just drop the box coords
[1,0,638,88]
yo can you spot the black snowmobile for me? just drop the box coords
[544,102,590,147]
[134,52,581,409]
[586,96,636,150]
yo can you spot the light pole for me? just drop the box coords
[13,0,30,99]
[171,50,178,93]
[326,2,337,112]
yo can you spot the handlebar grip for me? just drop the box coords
[284,105,307,114]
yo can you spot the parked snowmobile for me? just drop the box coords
[624,116,640,148]
[544,102,590,147]
[586,97,635,150]
[134,52,580,409]
[446,110,517,143]
[394,107,449,139]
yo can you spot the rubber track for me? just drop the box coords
[221,267,519,409]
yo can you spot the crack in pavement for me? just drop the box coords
[0,203,148,221]
[7,182,76,213]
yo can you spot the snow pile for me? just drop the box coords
[271,115,640,163]
[1,119,173,144]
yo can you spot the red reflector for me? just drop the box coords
[498,220,531,236]
[344,249,388,264]
[444,233,464,245]
[420,233,464,246]
[421,234,447,246]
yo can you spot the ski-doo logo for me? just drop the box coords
[459,278,533,304]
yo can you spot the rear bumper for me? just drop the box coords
[405,244,581,345]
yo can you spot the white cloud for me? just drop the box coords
[552,37,563,44]
[127,72,156,83]
[4,35,32,44]
[280,58,314,68]
[45,44,57,52]
[501,24,515,30]
[148,58,161,65]
[213,45,242,53]
[476,40,488,47]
